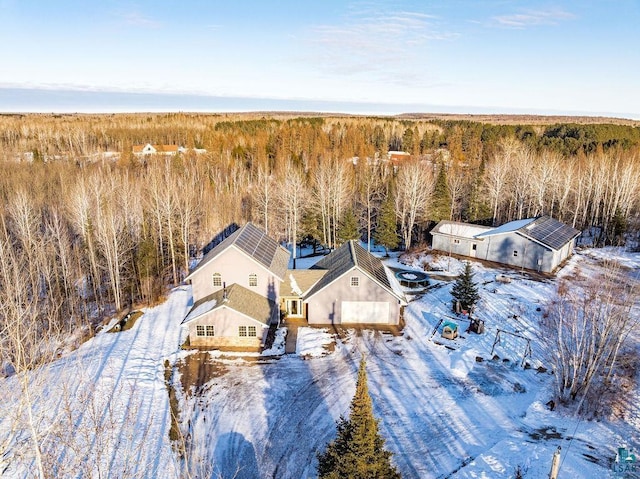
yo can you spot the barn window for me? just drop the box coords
[248,326,257,337]
[249,273,258,287]
[513,250,518,257]
[239,326,247,337]
[196,325,205,336]
[212,273,222,287]
[206,325,215,337]
[350,276,360,287]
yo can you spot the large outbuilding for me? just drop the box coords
[430,215,580,273]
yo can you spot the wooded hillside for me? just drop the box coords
[0,112,639,368]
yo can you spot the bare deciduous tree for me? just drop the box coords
[543,262,639,413]
[394,160,434,250]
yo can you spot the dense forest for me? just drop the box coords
[0,112,639,369]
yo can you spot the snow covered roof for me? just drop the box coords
[431,221,493,239]
[186,223,290,281]
[182,283,276,325]
[474,218,536,238]
[306,241,405,302]
[284,269,327,296]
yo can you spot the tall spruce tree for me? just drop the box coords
[337,208,360,245]
[431,163,451,221]
[317,359,400,479]
[451,261,480,312]
[374,195,399,256]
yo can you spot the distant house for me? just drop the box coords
[294,241,406,325]
[430,216,581,273]
[132,143,186,156]
[387,151,411,165]
[183,223,289,348]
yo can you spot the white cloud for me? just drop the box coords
[307,6,457,84]
[118,11,162,29]
[491,8,575,29]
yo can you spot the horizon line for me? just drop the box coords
[0,86,638,121]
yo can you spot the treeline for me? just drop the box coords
[0,113,639,369]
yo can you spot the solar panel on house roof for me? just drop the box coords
[234,223,276,269]
[253,236,278,268]
[520,216,580,250]
[352,242,391,289]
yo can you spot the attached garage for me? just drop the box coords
[341,301,390,324]
[303,241,406,326]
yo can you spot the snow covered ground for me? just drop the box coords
[1,248,639,478]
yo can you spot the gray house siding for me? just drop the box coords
[481,233,553,271]
[190,246,281,303]
[432,234,487,259]
[306,267,401,325]
[186,307,269,348]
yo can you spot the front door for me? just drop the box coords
[286,299,303,317]
[470,243,477,258]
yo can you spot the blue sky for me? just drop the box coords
[1,1,638,117]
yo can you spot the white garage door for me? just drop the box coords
[341,301,389,324]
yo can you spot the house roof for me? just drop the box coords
[474,218,536,238]
[305,241,404,302]
[186,223,290,280]
[132,144,180,154]
[431,220,493,239]
[284,269,327,296]
[182,284,276,325]
[516,215,581,250]
[475,216,580,250]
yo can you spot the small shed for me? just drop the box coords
[442,321,459,340]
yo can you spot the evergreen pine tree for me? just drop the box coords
[337,208,360,245]
[317,359,400,479]
[373,196,399,256]
[451,262,480,312]
[431,162,452,222]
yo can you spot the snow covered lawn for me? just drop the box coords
[1,249,638,478]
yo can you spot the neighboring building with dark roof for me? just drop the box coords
[431,216,580,273]
[301,241,406,325]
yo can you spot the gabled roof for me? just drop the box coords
[475,216,580,250]
[182,283,276,325]
[516,215,581,250]
[132,143,180,154]
[186,223,290,280]
[474,218,536,238]
[284,269,327,296]
[431,220,493,239]
[305,241,404,302]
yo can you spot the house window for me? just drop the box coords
[350,276,359,287]
[206,325,215,337]
[513,250,518,257]
[249,273,258,287]
[453,239,460,244]
[239,326,247,337]
[196,325,205,336]
[248,326,257,337]
[212,273,222,287]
